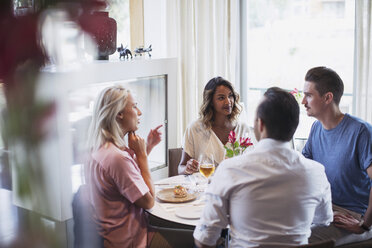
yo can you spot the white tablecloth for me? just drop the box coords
[147,174,206,226]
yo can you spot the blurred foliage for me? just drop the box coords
[0,0,107,247]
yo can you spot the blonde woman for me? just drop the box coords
[178,77,256,175]
[85,85,162,248]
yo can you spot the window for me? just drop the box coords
[243,0,355,142]
[109,0,130,51]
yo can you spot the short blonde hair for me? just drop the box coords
[199,77,241,129]
[87,85,130,152]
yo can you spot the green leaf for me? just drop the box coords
[226,149,234,158]
[234,148,241,156]
[233,141,239,148]
[225,147,233,152]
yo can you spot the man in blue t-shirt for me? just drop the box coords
[302,66,372,246]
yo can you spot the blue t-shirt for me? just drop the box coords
[302,114,372,214]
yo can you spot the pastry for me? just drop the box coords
[173,185,188,198]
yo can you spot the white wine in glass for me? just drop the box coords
[199,164,215,178]
[199,154,215,179]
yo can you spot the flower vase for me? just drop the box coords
[80,11,117,60]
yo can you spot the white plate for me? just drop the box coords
[156,188,197,203]
[175,206,204,220]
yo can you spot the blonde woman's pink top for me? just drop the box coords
[87,142,150,248]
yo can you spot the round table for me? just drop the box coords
[147,174,206,227]
[147,174,230,248]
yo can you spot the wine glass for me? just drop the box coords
[198,154,215,187]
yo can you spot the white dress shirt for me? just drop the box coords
[182,119,255,165]
[193,138,333,248]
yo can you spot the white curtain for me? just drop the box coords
[164,0,240,142]
[354,0,372,123]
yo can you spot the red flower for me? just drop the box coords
[239,137,253,147]
[228,131,236,143]
[290,88,299,96]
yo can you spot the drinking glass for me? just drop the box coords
[198,154,215,185]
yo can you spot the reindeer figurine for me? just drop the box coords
[117,44,132,60]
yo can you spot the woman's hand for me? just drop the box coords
[146,124,163,154]
[128,132,147,158]
[333,213,365,234]
[185,159,199,175]
[128,132,154,201]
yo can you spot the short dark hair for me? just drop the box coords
[199,76,241,128]
[257,87,299,142]
[305,66,344,105]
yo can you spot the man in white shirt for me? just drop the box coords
[193,87,333,248]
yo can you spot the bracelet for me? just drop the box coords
[359,220,371,231]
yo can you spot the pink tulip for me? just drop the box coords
[290,88,299,96]
[240,137,253,147]
[228,131,236,143]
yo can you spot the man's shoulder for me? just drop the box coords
[311,120,322,129]
[294,154,329,185]
[220,150,267,171]
[301,154,325,170]
[307,120,322,137]
[345,114,372,132]
[217,154,250,172]
[211,155,256,192]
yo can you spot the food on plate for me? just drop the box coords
[173,185,188,198]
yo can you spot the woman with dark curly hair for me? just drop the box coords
[178,77,255,175]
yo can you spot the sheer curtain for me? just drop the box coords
[164,0,240,138]
[354,0,372,123]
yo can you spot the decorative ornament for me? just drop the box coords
[80,11,117,60]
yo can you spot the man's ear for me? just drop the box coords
[258,118,265,132]
[324,92,334,104]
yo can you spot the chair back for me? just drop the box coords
[168,148,182,177]
[148,224,194,248]
[72,184,103,248]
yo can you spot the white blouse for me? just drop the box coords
[182,119,256,165]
